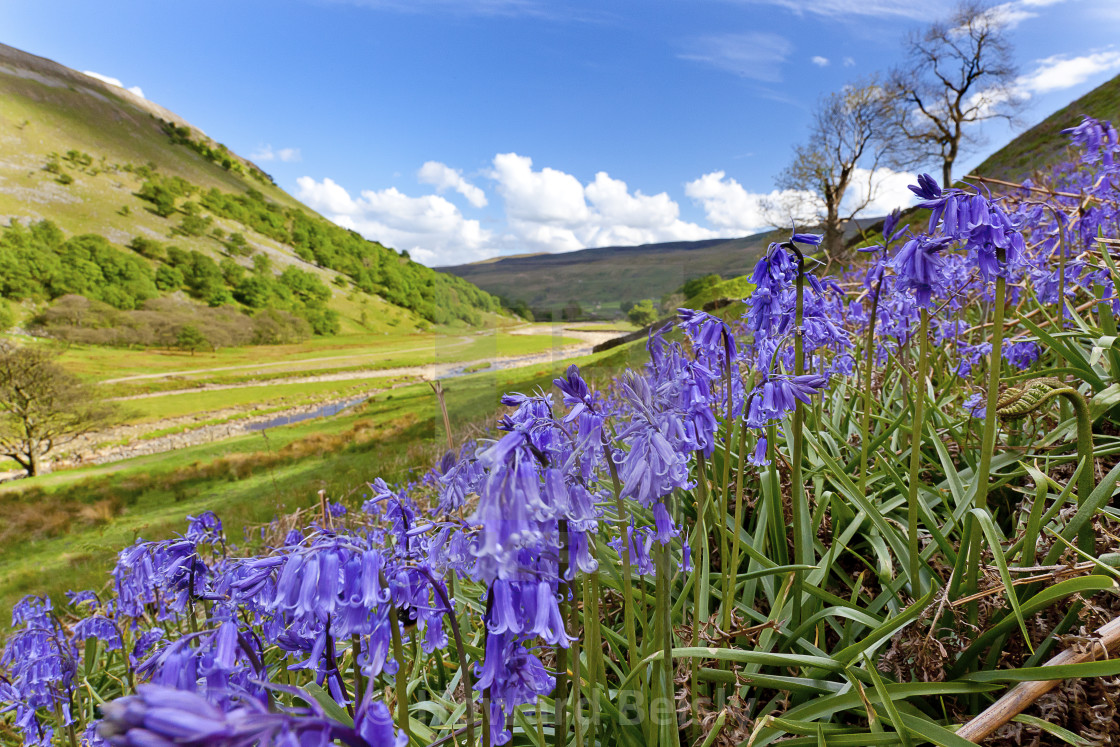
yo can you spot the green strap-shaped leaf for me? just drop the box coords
[969,507,1033,653]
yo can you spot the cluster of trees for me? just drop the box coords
[134,174,502,326]
[776,1,1023,258]
[130,236,340,334]
[0,219,339,340]
[160,120,274,185]
[33,295,312,349]
[0,221,157,309]
[626,299,659,327]
[200,186,502,325]
[621,275,727,326]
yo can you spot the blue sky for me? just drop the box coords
[3,0,1119,265]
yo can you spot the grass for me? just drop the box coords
[45,328,582,386]
[116,375,402,423]
[0,340,647,619]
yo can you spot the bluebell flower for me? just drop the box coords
[909,173,942,200]
[652,502,679,545]
[1062,116,1119,167]
[474,632,556,746]
[72,616,123,651]
[888,234,952,307]
[185,511,223,544]
[791,233,824,246]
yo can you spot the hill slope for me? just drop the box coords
[972,72,1120,183]
[441,219,885,318]
[439,234,781,317]
[0,43,501,334]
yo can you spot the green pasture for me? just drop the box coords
[0,341,646,619]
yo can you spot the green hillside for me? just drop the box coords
[972,72,1120,183]
[440,233,781,319]
[0,43,501,338]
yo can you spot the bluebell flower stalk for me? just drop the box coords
[906,306,930,597]
[785,238,812,628]
[968,260,1009,604]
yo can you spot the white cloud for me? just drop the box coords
[295,176,492,266]
[844,167,918,216]
[491,153,590,226]
[811,56,830,67]
[721,0,943,19]
[418,161,488,208]
[82,70,144,99]
[843,56,856,67]
[489,153,718,253]
[684,167,916,236]
[684,171,819,235]
[1017,50,1120,95]
[981,2,1037,28]
[726,0,1072,20]
[251,145,302,163]
[678,32,792,82]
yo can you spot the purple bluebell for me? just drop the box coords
[888,234,952,307]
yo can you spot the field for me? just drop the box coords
[0,338,648,619]
[0,324,595,475]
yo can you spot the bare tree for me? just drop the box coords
[886,0,1024,186]
[775,79,895,259]
[0,343,116,476]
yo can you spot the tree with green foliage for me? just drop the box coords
[627,299,659,327]
[679,274,722,299]
[175,325,210,355]
[128,236,165,261]
[0,342,116,476]
[136,180,178,218]
[174,213,213,238]
[154,264,184,291]
[225,232,250,256]
[0,301,13,333]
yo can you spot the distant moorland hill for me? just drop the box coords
[440,234,780,319]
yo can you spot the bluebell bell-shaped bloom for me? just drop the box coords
[435,443,484,515]
[66,590,100,611]
[11,595,53,627]
[1005,340,1041,370]
[791,232,824,246]
[130,629,165,669]
[185,511,223,544]
[756,374,830,424]
[474,632,556,746]
[909,173,942,200]
[963,392,987,419]
[678,308,737,367]
[72,616,123,651]
[749,434,770,467]
[1062,116,1120,167]
[888,234,952,307]
[554,364,593,412]
[607,520,655,576]
[98,683,407,747]
[652,502,679,545]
